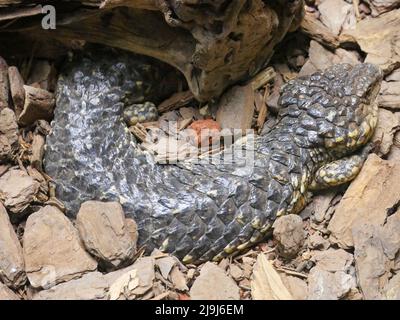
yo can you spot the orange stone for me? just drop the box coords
[188,119,221,147]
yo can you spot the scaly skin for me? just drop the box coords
[44,51,382,264]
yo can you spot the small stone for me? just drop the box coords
[190,262,240,300]
[308,233,330,250]
[188,119,221,147]
[273,214,306,259]
[76,201,137,270]
[0,203,26,288]
[0,282,19,300]
[311,248,353,273]
[0,169,40,215]
[23,206,97,289]
[229,264,244,281]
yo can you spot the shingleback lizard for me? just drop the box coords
[44,50,382,264]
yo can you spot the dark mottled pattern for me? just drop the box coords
[44,52,382,264]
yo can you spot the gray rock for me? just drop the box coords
[23,206,97,289]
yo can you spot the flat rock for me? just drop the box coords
[23,206,97,289]
[311,248,353,272]
[216,84,255,132]
[76,201,137,270]
[372,108,399,155]
[328,154,400,248]
[0,282,19,300]
[352,223,392,300]
[34,257,156,300]
[273,214,305,259]
[0,203,25,288]
[190,262,240,300]
[0,169,40,215]
[33,271,109,300]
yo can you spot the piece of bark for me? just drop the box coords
[30,134,45,170]
[300,11,341,49]
[328,154,400,249]
[0,56,9,110]
[0,202,26,288]
[8,66,25,117]
[157,91,194,113]
[18,85,55,126]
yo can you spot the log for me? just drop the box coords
[0,0,304,101]
[18,85,55,126]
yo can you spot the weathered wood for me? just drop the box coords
[30,133,45,170]
[8,66,25,117]
[18,85,55,126]
[0,57,9,110]
[0,0,303,101]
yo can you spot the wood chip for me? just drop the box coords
[8,66,25,117]
[248,67,275,91]
[157,91,194,113]
[18,85,55,126]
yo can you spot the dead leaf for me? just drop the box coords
[251,253,293,300]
